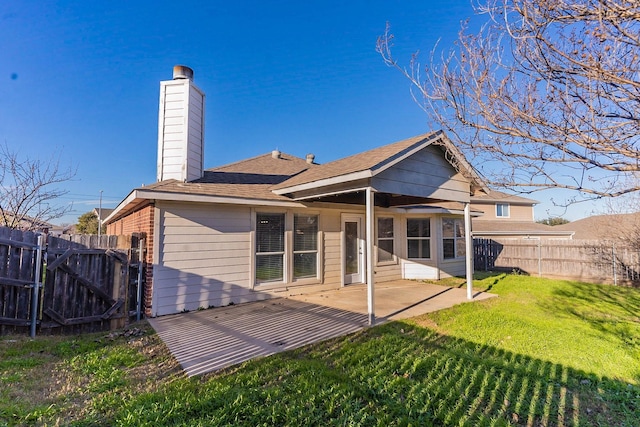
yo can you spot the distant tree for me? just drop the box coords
[377,0,640,206]
[0,143,75,230]
[76,211,105,235]
[537,217,571,226]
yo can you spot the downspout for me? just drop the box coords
[464,202,473,300]
[365,187,375,325]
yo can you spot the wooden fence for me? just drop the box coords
[0,227,145,336]
[474,238,640,286]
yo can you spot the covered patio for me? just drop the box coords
[149,280,495,377]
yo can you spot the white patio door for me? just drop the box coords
[343,215,365,285]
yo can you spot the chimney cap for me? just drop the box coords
[306,153,315,164]
[272,150,281,159]
[173,65,194,80]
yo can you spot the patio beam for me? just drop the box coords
[464,202,473,300]
[366,187,375,325]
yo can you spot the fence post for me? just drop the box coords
[612,243,617,286]
[484,239,489,271]
[538,239,542,277]
[30,234,44,338]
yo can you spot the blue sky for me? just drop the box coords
[0,1,607,225]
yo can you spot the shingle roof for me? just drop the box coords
[471,189,538,205]
[207,151,313,176]
[554,213,640,241]
[107,131,488,223]
[272,132,441,190]
[472,220,571,234]
[137,151,313,202]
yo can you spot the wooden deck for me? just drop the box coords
[149,280,495,376]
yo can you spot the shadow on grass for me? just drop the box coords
[104,322,639,427]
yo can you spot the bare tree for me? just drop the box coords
[377,0,640,205]
[0,143,76,230]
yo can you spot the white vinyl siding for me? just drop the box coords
[372,145,470,203]
[153,202,253,316]
[157,79,204,182]
[322,211,342,284]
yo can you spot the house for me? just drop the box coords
[0,211,55,233]
[554,212,640,241]
[105,66,488,320]
[471,190,574,240]
[93,207,114,224]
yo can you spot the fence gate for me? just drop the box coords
[0,228,39,334]
[0,227,144,336]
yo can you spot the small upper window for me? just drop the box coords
[496,203,510,218]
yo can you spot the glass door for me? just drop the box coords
[343,216,364,284]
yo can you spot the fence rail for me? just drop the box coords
[474,238,640,286]
[0,227,145,336]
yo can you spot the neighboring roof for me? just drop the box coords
[273,131,486,195]
[0,212,55,230]
[554,213,640,241]
[471,189,539,205]
[472,220,574,237]
[93,208,114,221]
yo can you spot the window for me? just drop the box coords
[496,203,510,217]
[255,213,285,282]
[377,217,394,262]
[442,218,465,259]
[407,218,431,259]
[293,214,318,279]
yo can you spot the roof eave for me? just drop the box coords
[272,170,373,195]
[105,188,308,224]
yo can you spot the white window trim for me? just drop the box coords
[442,217,466,261]
[496,203,510,218]
[254,211,287,285]
[406,217,432,261]
[251,208,322,288]
[292,213,320,281]
[376,216,397,266]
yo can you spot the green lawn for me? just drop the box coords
[1,273,639,426]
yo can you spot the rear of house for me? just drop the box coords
[106,66,486,317]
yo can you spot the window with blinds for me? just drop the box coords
[293,214,318,279]
[256,213,285,282]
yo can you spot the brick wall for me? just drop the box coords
[107,204,155,316]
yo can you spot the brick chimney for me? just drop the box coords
[157,65,205,182]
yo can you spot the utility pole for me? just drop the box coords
[98,190,103,238]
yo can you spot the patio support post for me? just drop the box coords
[365,186,375,325]
[464,202,473,300]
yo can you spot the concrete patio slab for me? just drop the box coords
[288,280,495,321]
[149,280,495,376]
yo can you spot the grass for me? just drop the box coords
[0,273,638,426]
